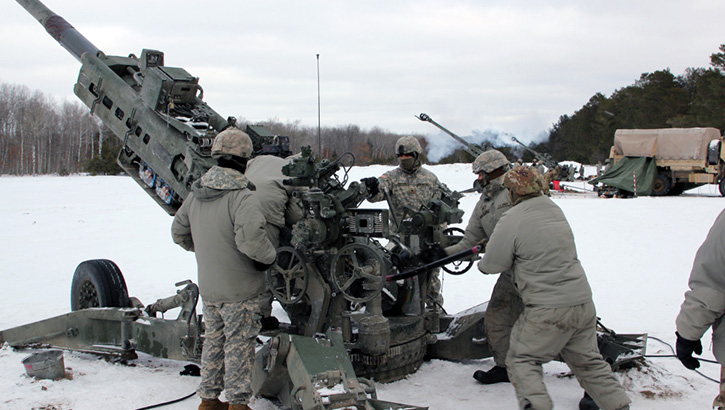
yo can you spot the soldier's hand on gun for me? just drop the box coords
[360,177,380,197]
[675,331,702,370]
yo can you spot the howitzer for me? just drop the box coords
[6,1,648,407]
[510,135,573,181]
[416,113,492,158]
[16,0,289,215]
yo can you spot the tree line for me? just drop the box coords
[1,44,723,175]
[536,44,725,165]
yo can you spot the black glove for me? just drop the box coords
[253,260,274,271]
[421,244,448,264]
[361,177,380,197]
[675,331,702,370]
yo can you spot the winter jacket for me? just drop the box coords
[246,155,304,246]
[171,166,277,303]
[676,209,725,363]
[478,194,592,307]
[445,177,511,255]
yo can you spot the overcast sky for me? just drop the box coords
[2,0,723,147]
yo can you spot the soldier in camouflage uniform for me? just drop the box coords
[361,135,449,308]
[478,166,630,410]
[441,150,523,385]
[171,128,277,410]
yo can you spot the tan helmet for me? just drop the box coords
[503,165,544,196]
[211,128,253,159]
[472,150,509,174]
[395,136,422,156]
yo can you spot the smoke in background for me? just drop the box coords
[423,128,548,163]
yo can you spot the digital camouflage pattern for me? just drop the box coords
[197,296,264,405]
[211,128,253,159]
[395,135,423,156]
[198,166,251,191]
[503,166,544,196]
[367,152,449,306]
[472,150,510,174]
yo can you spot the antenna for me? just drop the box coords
[316,53,321,158]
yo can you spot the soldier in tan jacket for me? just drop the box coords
[676,209,725,409]
[477,166,630,410]
[172,129,277,410]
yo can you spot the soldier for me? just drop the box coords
[675,209,725,409]
[245,154,305,329]
[439,149,523,385]
[477,166,631,410]
[361,135,449,308]
[171,128,277,410]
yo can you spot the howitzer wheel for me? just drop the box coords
[71,259,131,310]
[441,227,474,275]
[330,243,386,303]
[266,246,309,304]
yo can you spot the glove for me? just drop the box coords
[253,260,274,271]
[421,244,448,264]
[675,331,702,370]
[361,177,380,197]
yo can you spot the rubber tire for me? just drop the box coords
[720,179,725,197]
[70,259,131,311]
[651,172,671,196]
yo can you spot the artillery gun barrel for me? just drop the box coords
[16,0,100,62]
[416,113,490,157]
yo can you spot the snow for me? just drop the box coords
[1,164,723,410]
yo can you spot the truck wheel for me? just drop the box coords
[71,259,131,311]
[720,179,725,197]
[651,173,671,196]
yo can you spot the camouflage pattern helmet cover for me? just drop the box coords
[503,165,545,196]
[395,136,423,156]
[472,150,510,174]
[211,128,253,159]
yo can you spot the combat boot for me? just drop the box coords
[472,366,509,384]
[198,398,229,410]
[578,392,598,410]
[228,404,251,410]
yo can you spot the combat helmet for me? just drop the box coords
[503,165,544,196]
[395,136,422,156]
[472,150,510,174]
[211,128,253,159]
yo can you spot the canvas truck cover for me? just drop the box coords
[613,128,721,160]
[589,156,657,195]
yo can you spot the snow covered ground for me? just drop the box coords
[1,163,723,410]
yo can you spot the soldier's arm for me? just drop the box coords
[171,196,195,252]
[234,194,277,265]
[445,200,486,255]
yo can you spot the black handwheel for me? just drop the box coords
[330,243,385,303]
[71,259,131,310]
[442,227,474,275]
[266,246,309,304]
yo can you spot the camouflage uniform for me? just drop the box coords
[171,129,276,407]
[478,166,630,410]
[445,150,523,371]
[368,136,449,307]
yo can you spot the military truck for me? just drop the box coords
[591,127,725,196]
